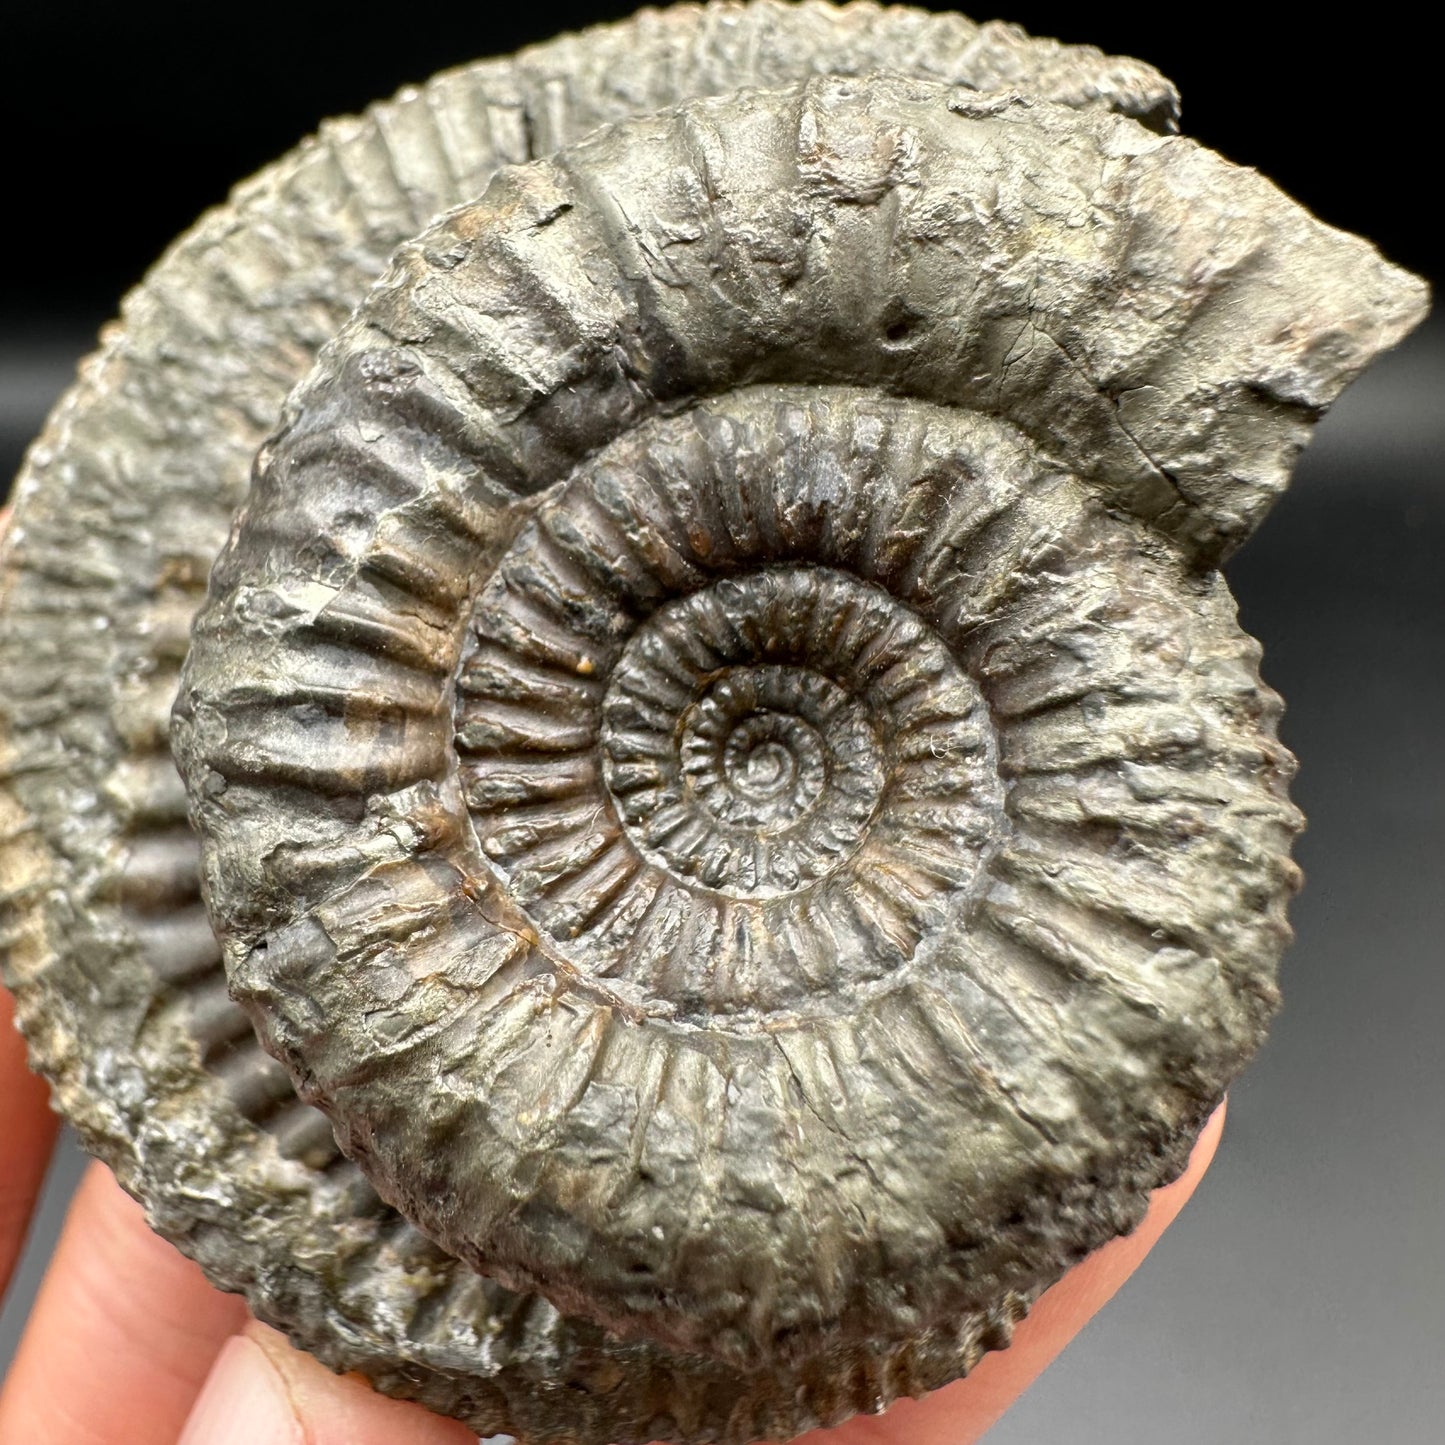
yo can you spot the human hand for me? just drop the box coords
[1,973,1224,1445]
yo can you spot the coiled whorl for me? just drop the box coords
[0,7,1428,1443]
[176,73,1413,1370]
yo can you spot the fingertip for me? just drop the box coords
[178,1333,302,1445]
[181,1321,476,1445]
[1016,1097,1225,1335]
[788,1100,1229,1445]
[1,984,61,1299]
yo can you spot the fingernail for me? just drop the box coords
[179,1333,305,1445]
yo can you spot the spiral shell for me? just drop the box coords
[0,5,1428,1443]
[178,63,1425,1370]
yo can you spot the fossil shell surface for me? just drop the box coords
[0,5,1430,1444]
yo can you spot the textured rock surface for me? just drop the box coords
[173,69,1427,1380]
[0,5,1429,1444]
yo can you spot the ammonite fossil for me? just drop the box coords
[0,4,1428,1442]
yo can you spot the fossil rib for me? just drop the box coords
[1,6,1429,1444]
[173,69,1425,1377]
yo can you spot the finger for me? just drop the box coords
[0,1161,249,1445]
[178,1319,476,1445]
[0,502,62,1302]
[790,1101,1228,1445]
[0,982,58,1300]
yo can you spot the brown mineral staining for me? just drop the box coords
[0,6,1430,1444]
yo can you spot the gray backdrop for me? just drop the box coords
[2,308,1441,1443]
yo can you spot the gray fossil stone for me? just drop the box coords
[0,5,1428,1444]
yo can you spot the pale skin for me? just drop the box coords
[0,508,1224,1445]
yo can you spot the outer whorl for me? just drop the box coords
[0,5,1430,1444]
[177,66,1425,1372]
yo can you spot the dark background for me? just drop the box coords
[1,1,1439,479]
[0,0,1438,343]
[2,5,1441,1443]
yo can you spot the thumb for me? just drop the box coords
[178,1320,475,1445]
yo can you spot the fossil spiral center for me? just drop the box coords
[729,733,794,797]
[703,696,817,813]
[451,412,1015,1021]
[601,577,893,898]
[710,699,825,820]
